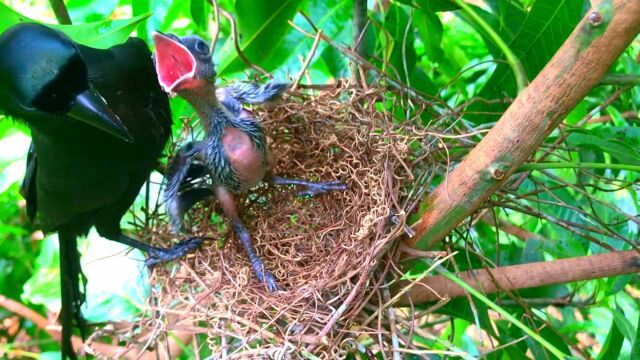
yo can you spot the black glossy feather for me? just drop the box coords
[0,23,189,359]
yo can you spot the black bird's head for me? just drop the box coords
[152,32,216,95]
[0,23,132,142]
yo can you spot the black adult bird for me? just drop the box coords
[0,23,202,358]
[153,32,346,292]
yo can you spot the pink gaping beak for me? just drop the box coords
[152,32,196,93]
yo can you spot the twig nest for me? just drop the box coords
[141,82,412,357]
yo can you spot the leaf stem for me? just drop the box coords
[452,0,528,93]
[432,264,568,359]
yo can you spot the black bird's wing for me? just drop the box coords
[22,38,171,359]
[31,38,171,235]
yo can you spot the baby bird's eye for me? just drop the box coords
[195,40,209,54]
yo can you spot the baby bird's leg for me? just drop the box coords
[269,175,347,197]
[215,186,279,292]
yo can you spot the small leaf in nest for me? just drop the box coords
[289,214,299,224]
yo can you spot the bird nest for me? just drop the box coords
[129,81,420,358]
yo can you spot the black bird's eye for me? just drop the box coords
[195,40,208,54]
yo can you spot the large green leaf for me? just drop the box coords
[190,0,210,30]
[414,9,444,63]
[0,2,150,49]
[0,132,29,194]
[275,0,353,80]
[381,3,416,84]
[216,0,303,76]
[499,0,582,78]
[21,235,61,308]
[469,0,583,122]
[22,232,149,323]
[486,0,528,43]
[457,3,527,59]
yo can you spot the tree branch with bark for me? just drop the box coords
[407,0,640,250]
[397,0,640,302]
[395,250,640,305]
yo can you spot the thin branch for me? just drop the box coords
[292,29,322,89]
[290,15,448,112]
[218,8,272,79]
[209,0,221,51]
[48,0,71,25]
[353,0,368,57]
[0,295,126,357]
[587,110,638,124]
[600,73,640,86]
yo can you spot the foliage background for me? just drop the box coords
[0,0,638,358]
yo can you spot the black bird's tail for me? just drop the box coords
[58,230,86,360]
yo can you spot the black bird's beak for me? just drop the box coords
[66,86,134,142]
[152,31,196,93]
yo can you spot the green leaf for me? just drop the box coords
[79,231,149,323]
[22,235,61,309]
[493,0,528,39]
[632,310,640,360]
[410,67,437,97]
[132,0,151,42]
[598,315,624,360]
[611,306,636,343]
[246,0,353,81]
[470,0,583,122]
[217,0,303,76]
[606,274,632,296]
[320,41,349,78]
[66,0,119,23]
[383,3,416,84]
[158,0,197,36]
[567,128,640,166]
[565,99,588,125]
[0,3,150,49]
[21,231,149,323]
[398,0,460,12]
[53,14,151,49]
[433,261,569,359]
[486,0,583,89]
[190,0,209,30]
[414,9,444,63]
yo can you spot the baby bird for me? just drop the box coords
[153,32,346,291]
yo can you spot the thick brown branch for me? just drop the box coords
[395,250,640,305]
[407,0,640,249]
